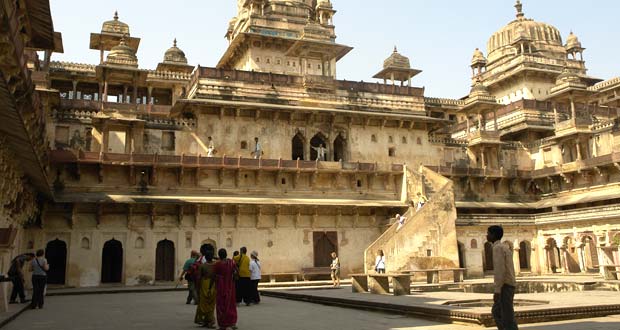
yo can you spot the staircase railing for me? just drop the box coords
[363,165,458,273]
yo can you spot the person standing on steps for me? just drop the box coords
[330,252,340,287]
[374,250,386,274]
[487,225,518,330]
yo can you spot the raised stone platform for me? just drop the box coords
[261,280,620,327]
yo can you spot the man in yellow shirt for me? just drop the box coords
[233,247,252,305]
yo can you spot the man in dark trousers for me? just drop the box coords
[233,247,251,305]
[487,225,519,330]
[8,253,34,304]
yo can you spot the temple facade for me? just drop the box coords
[2,0,620,287]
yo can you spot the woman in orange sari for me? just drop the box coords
[214,248,238,330]
[194,245,216,328]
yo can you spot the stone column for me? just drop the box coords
[513,245,521,275]
[103,80,109,103]
[575,139,582,161]
[122,85,128,103]
[477,113,482,131]
[552,102,559,125]
[493,109,498,131]
[570,94,576,120]
[72,80,78,100]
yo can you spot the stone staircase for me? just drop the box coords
[364,166,459,273]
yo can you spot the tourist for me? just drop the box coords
[249,250,261,304]
[232,250,240,303]
[179,250,199,304]
[8,253,34,304]
[194,244,216,328]
[252,137,262,159]
[311,144,327,161]
[396,214,406,231]
[374,250,386,274]
[234,247,252,305]
[330,252,340,287]
[416,192,428,211]
[30,249,49,309]
[487,225,518,330]
[207,136,216,157]
[214,248,238,330]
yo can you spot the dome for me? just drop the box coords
[486,1,564,64]
[470,78,490,95]
[102,11,130,36]
[471,48,487,66]
[163,39,188,64]
[565,32,582,50]
[106,37,138,67]
[384,47,411,70]
[317,0,332,8]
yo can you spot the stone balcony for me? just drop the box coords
[467,130,502,146]
[554,117,593,138]
[58,99,172,115]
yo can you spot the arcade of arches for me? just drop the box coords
[291,132,347,162]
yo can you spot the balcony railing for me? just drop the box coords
[49,150,404,173]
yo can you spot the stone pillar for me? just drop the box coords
[575,139,582,161]
[477,113,482,131]
[122,85,128,103]
[513,245,521,275]
[493,109,498,131]
[103,80,109,103]
[577,243,586,273]
[480,147,486,168]
[72,80,78,100]
[552,102,559,125]
[570,94,576,120]
[147,86,153,105]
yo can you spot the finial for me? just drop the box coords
[393,46,398,53]
[515,0,524,19]
[173,38,177,47]
[114,11,119,20]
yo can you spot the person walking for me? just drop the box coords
[8,253,34,304]
[330,252,340,287]
[487,225,518,330]
[233,247,251,305]
[30,249,49,309]
[179,250,199,304]
[374,250,386,274]
[194,244,216,328]
[214,248,238,330]
[252,137,262,159]
[416,192,428,211]
[249,251,261,304]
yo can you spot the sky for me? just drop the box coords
[49,0,620,99]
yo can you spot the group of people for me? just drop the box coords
[179,245,261,329]
[7,249,49,310]
[205,136,264,160]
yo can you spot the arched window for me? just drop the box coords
[81,237,90,249]
[470,239,478,249]
[135,237,145,249]
[519,241,531,269]
[292,133,304,160]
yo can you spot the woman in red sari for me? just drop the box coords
[214,248,238,330]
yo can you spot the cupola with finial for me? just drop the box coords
[157,39,194,73]
[565,32,585,61]
[373,47,421,87]
[105,37,138,67]
[471,48,487,76]
[90,11,141,64]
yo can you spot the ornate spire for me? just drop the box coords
[173,38,177,47]
[393,46,398,53]
[114,10,119,21]
[515,0,524,19]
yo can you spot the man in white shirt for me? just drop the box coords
[206,136,215,157]
[311,144,327,161]
[487,225,518,330]
[249,251,261,304]
[253,137,262,159]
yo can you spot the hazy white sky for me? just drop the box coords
[49,0,620,98]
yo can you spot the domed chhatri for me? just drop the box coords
[102,11,130,36]
[486,0,564,64]
[471,48,486,66]
[566,31,582,50]
[384,46,411,70]
[163,38,188,64]
[106,37,138,67]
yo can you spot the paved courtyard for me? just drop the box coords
[4,290,620,330]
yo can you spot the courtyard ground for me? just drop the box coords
[3,290,620,330]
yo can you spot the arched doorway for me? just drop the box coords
[101,239,123,283]
[155,239,175,281]
[201,239,217,251]
[292,133,305,160]
[45,239,67,285]
[518,241,531,270]
[457,241,466,269]
[313,232,337,267]
[483,241,494,271]
[333,134,346,162]
[310,133,327,161]
[581,235,599,271]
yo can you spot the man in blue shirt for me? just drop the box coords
[179,250,199,304]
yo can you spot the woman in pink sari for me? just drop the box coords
[214,248,238,330]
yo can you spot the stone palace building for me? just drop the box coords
[2,0,620,286]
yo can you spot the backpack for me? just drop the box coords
[186,257,202,282]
